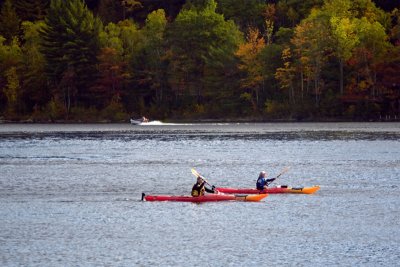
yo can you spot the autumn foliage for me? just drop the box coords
[0,0,399,122]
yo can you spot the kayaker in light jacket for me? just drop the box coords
[191,176,216,197]
[256,171,276,190]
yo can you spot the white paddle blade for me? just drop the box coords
[191,168,211,184]
[191,168,200,177]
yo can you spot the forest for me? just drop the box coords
[0,0,399,122]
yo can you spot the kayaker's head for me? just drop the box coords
[259,171,266,178]
[197,176,204,184]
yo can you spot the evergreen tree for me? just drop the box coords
[40,0,102,111]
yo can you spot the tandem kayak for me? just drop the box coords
[215,185,320,195]
[142,193,268,202]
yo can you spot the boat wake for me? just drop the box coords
[141,121,194,126]
[139,121,233,126]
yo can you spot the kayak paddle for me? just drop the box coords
[270,166,290,185]
[277,166,290,178]
[191,168,215,189]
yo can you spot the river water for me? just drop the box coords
[0,122,399,266]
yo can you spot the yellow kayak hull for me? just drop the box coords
[216,186,320,195]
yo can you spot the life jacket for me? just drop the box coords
[191,182,205,197]
[256,176,265,190]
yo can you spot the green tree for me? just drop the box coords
[99,19,141,60]
[99,19,141,114]
[167,0,242,114]
[116,20,142,61]
[0,0,20,44]
[134,9,167,107]
[322,0,355,95]
[3,66,20,116]
[20,21,49,112]
[99,20,143,62]
[330,16,359,95]
[99,22,125,56]
[0,36,22,115]
[351,17,390,97]
[291,9,332,107]
[40,0,102,112]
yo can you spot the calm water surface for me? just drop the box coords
[0,122,399,266]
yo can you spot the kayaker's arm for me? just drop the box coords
[204,183,216,193]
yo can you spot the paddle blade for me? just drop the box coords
[276,167,290,178]
[191,168,212,186]
[191,168,200,177]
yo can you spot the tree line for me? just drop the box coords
[0,0,399,122]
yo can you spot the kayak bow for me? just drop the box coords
[142,193,268,202]
[215,185,320,194]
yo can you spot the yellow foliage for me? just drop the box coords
[235,27,266,96]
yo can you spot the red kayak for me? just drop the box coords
[215,185,320,194]
[142,193,268,202]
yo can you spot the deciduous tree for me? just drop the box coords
[291,9,332,107]
[20,21,49,111]
[236,27,265,110]
[134,9,167,106]
[3,66,20,116]
[0,37,22,114]
[167,0,242,111]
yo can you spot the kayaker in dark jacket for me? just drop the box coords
[256,171,276,190]
[191,176,216,197]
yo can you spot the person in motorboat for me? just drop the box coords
[130,116,149,124]
[256,171,276,190]
[191,176,217,197]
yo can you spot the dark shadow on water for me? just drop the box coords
[0,130,399,141]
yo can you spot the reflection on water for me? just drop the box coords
[0,123,399,266]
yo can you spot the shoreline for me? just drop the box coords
[1,116,399,124]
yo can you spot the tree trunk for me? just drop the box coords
[339,58,344,95]
[300,71,304,101]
